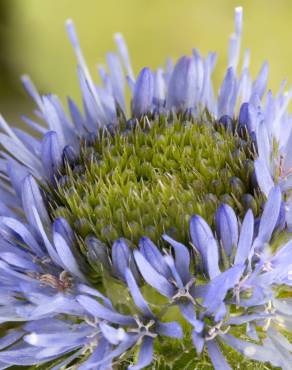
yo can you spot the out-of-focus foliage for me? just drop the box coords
[0,0,292,124]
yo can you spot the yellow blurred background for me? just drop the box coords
[0,0,292,126]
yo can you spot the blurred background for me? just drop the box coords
[0,0,292,126]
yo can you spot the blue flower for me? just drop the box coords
[131,186,292,368]
[0,5,291,369]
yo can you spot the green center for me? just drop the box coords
[51,115,261,247]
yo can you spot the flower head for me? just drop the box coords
[0,6,291,369]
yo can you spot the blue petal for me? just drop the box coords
[166,56,197,111]
[252,62,269,99]
[77,283,113,309]
[99,322,126,345]
[221,333,282,367]
[125,269,153,317]
[218,67,237,117]
[162,234,191,284]
[77,295,135,325]
[6,159,29,200]
[156,321,183,339]
[132,68,154,118]
[192,330,204,354]
[228,7,242,70]
[234,209,254,265]
[215,204,238,256]
[112,239,131,280]
[21,175,50,230]
[207,340,231,370]
[114,32,135,81]
[190,215,220,279]
[256,186,281,247]
[31,206,62,266]
[85,236,112,273]
[95,334,138,367]
[254,158,274,196]
[129,337,153,370]
[0,216,44,257]
[256,122,271,169]
[203,264,245,314]
[77,338,111,370]
[53,217,75,247]
[67,97,86,134]
[134,251,174,298]
[238,102,250,132]
[106,52,125,111]
[0,330,23,350]
[139,237,171,279]
[66,20,107,127]
[179,301,203,331]
[53,233,85,280]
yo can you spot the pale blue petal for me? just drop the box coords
[77,295,135,325]
[134,251,174,298]
[129,337,153,370]
[215,204,238,256]
[207,340,231,370]
[125,269,153,317]
[234,209,254,265]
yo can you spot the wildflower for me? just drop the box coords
[0,5,291,369]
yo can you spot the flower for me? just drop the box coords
[0,5,291,369]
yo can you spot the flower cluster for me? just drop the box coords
[0,6,291,370]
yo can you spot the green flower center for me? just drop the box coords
[50,114,262,247]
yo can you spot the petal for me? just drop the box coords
[228,7,242,70]
[106,52,125,111]
[53,217,75,247]
[77,295,135,325]
[112,239,131,280]
[0,330,23,350]
[252,62,269,99]
[234,209,254,264]
[0,216,44,257]
[132,68,154,118]
[114,32,135,81]
[125,269,153,317]
[218,67,237,117]
[179,302,203,332]
[6,159,29,199]
[221,333,282,367]
[156,321,183,339]
[215,204,238,256]
[238,102,250,132]
[134,251,174,298]
[207,340,232,370]
[66,20,107,126]
[53,232,85,280]
[21,175,50,230]
[256,122,271,170]
[162,234,191,284]
[166,56,197,110]
[99,322,126,345]
[203,264,245,314]
[139,237,171,279]
[190,215,220,279]
[254,158,274,196]
[129,337,154,370]
[85,236,112,273]
[41,131,62,182]
[256,186,281,246]
[192,330,204,354]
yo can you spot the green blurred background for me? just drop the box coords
[0,0,291,126]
